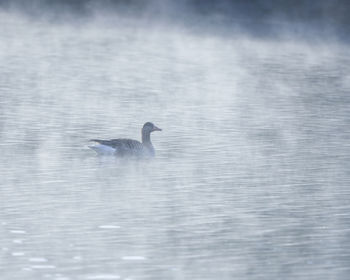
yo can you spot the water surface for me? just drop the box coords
[0,13,349,280]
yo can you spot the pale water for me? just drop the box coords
[0,13,349,280]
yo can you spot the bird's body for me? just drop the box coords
[89,122,161,157]
[89,138,152,157]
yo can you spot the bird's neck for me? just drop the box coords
[142,130,155,156]
[142,131,152,145]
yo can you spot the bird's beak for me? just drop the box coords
[153,126,162,131]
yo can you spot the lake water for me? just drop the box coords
[0,12,349,280]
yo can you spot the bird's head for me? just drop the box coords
[143,122,162,133]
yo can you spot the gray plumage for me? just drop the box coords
[89,122,161,157]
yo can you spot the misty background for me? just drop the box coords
[0,1,349,280]
[1,0,350,40]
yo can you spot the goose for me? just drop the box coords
[89,122,162,157]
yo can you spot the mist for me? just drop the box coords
[0,1,349,280]
[1,0,350,41]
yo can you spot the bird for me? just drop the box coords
[89,122,162,157]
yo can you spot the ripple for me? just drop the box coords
[29,257,48,262]
[21,267,33,271]
[54,274,70,280]
[98,225,121,229]
[10,230,27,234]
[85,275,120,279]
[11,252,25,256]
[121,256,146,261]
[31,265,56,269]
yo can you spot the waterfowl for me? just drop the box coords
[89,122,161,157]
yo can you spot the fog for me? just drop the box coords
[0,1,349,280]
[1,0,350,41]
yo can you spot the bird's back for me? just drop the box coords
[90,138,145,156]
